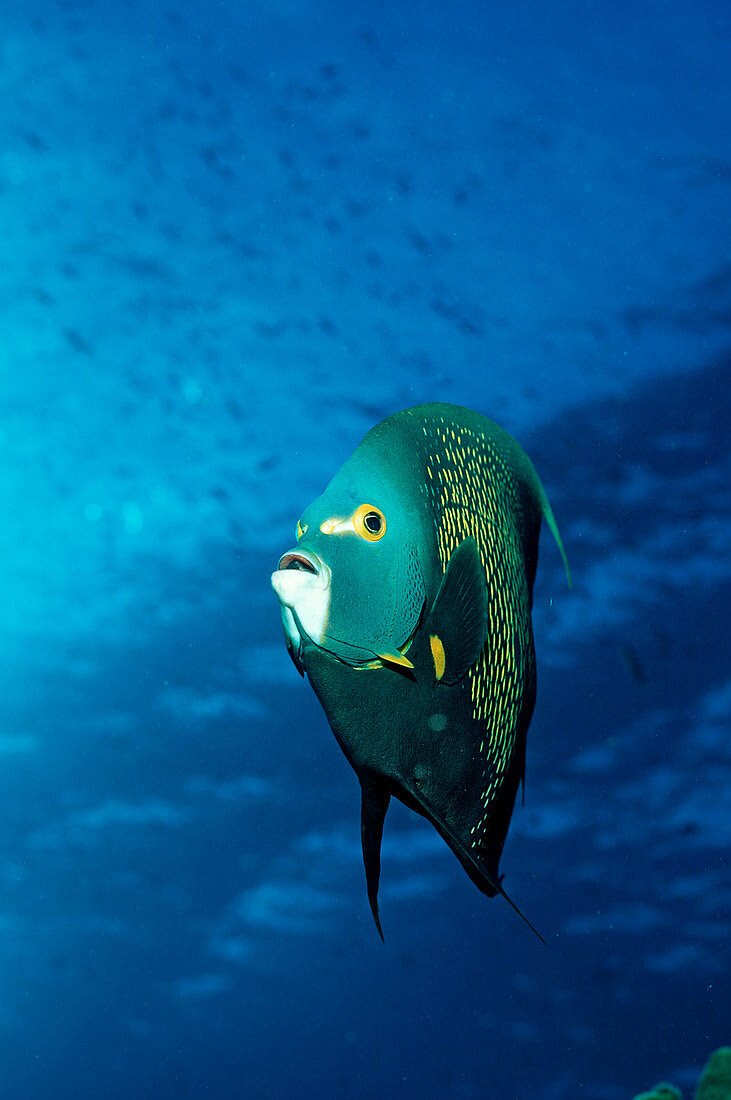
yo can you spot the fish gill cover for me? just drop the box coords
[0,0,728,1097]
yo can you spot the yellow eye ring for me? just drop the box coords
[352,503,386,542]
[296,520,308,540]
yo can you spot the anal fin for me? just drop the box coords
[360,775,391,941]
[404,781,546,944]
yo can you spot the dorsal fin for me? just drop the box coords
[540,494,572,589]
[428,538,488,685]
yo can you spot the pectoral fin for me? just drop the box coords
[376,649,415,674]
[428,537,488,685]
[286,638,305,677]
[360,775,391,941]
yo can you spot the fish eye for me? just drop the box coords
[352,504,386,542]
[296,520,308,540]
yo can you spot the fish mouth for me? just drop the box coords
[272,547,331,656]
[278,550,319,574]
[272,548,331,596]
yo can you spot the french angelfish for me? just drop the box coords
[271,403,570,939]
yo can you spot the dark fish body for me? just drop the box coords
[272,403,569,936]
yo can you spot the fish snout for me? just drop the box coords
[277,549,320,575]
[271,546,331,649]
[271,548,330,606]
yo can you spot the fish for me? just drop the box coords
[271,403,570,939]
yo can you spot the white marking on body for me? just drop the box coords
[278,605,301,651]
[320,516,355,535]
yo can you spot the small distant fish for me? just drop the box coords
[621,644,648,685]
[271,403,570,938]
[62,327,92,355]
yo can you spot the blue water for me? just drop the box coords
[1,0,729,1096]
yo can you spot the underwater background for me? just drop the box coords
[1,0,729,1096]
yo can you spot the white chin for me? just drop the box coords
[279,605,302,651]
[271,570,330,646]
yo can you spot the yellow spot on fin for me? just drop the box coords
[377,649,414,671]
[430,635,446,681]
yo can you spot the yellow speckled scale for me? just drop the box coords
[410,408,542,863]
